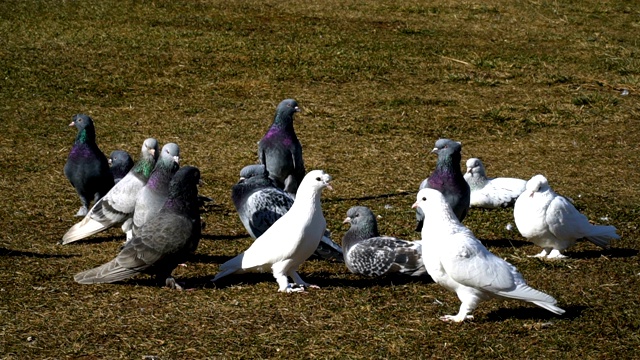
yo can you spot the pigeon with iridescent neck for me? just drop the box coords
[64,114,114,217]
[131,143,180,237]
[415,138,470,231]
[61,138,159,244]
[257,99,305,196]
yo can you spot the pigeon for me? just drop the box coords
[213,170,332,292]
[109,150,134,184]
[342,206,426,276]
[64,114,114,217]
[513,174,620,259]
[74,166,202,289]
[131,143,180,237]
[231,164,343,262]
[416,138,470,231]
[413,188,565,322]
[257,99,305,196]
[464,158,527,209]
[61,138,159,245]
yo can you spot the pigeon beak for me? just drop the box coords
[108,158,113,166]
[326,183,334,191]
[342,217,352,224]
[68,121,76,127]
[294,106,301,112]
[528,191,534,198]
[174,156,180,164]
[430,147,438,154]
[149,148,156,156]
[411,201,419,209]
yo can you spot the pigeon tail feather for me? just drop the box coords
[584,225,619,248]
[212,253,245,282]
[497,284,565,315]
[61,217,109,244]
[74,259,138,284]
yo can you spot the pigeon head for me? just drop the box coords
[142,138,159,160]
[239,164,268,180]
[272,99,301,127]
[168,166,201,201]
[69,114,96,143]
[465,158,485,176]
[412,188,452,215]
[343,206,379,236]
[160,143,180,166]
[431,138,462,155]
[109,150,133,168]
[525,174,550,197]
[301,170,333,192]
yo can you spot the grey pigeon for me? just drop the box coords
[413,188,565,322]
[514,174,620,259]
[131,143,180,237]
[231,164,343,262]
[416,138,470,231]
[109,150,134,184]
[257,99,305,196]
[464,158,526,208]
[61,138,159,244]
[64,114,114,217]
[342,206,426,277]
[74,166,202,289]
[213,170,332,292]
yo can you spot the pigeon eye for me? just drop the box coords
[422,197,427,201]
[315,177,321,181]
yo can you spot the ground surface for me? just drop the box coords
[1,0,639,358]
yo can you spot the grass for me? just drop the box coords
[1,0,639,358]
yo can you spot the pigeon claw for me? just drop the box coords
[440,314,474,323]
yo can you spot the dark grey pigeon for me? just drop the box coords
[131,143,180,237]
[74,166,202,289]
[64,114,114,217]
[231,164,343,262]
[415,138,470,231]
[342,206,426,277]
[109,150,134,184]
[257,99,305,196]
[61,138,159,244]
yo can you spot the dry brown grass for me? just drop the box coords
[1,0,639,358]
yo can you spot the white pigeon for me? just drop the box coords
[413,188,565,322]
[464,158,527,209]
[212,170,332,293]
[61,138,159,244]
[513,174,619,259]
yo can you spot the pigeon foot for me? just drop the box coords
[440,314,474,323]
[75,206,88,217]
[546,249,567,259]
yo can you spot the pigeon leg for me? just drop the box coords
[288,270,319,290]
[529,248,550,258]
[165,277,184,290]
[441,291,480,322]
[75,205,89,217]
[546,249,567,259]
[273,262,297,292]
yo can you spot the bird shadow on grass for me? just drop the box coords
[485,304,586,322]
[307,271,434,289]
[479,238,530,248]
[188,253,232,265]
[200,233,248,241]
[58,234,126,246]
[567,247,638,259]
[0,247,79,259]
[325,191,413,203]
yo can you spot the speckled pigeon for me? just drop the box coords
[64,114,114,217]
[342,206,425,277]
